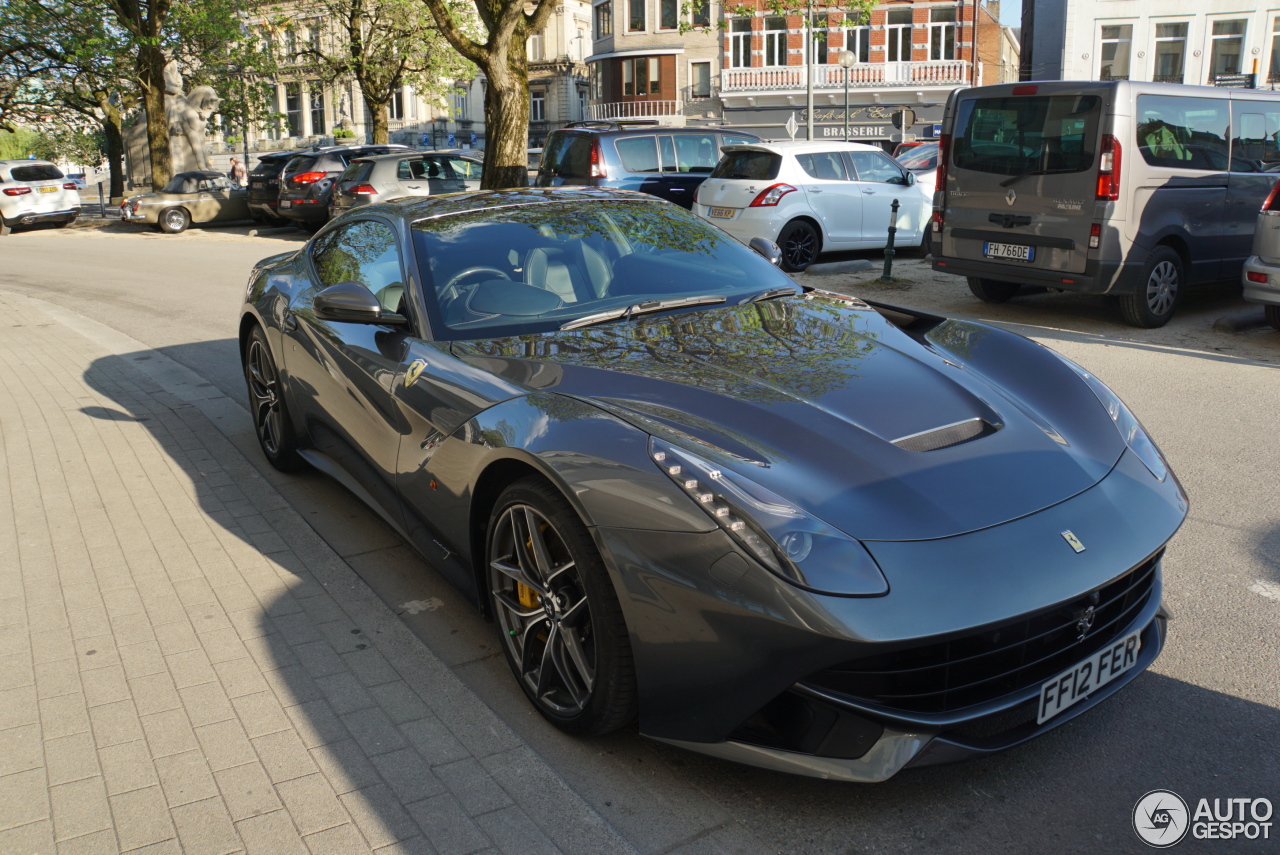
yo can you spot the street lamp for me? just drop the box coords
[838,50,856,142]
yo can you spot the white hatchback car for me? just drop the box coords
[0,159,81,235]
[692,141,931,272]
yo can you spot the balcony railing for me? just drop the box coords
[588,100,683,120]
[722,60,969,92]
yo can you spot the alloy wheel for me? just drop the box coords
[782,225,817,269]
[490,504,596,717]
[1145,260,1178,318]
[246,340,283,456]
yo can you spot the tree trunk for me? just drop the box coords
[480,46,530,190]
[368,102,389,144]
[138,45,171,188]
[101,115,125,203]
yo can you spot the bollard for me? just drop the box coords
[98,183,105,218]
[881,198,900,282]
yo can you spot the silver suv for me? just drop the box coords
[0,160,81,235]
[330,151,482,217]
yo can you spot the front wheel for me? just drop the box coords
[487,477,636,736]
[158,207,190,234]
[1119,246,1182,328]
[967,277,1020,303]
[1266,305,1280,332]
[778,220,821,273]
[243,325,304,471]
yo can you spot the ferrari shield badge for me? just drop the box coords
[405,359,428,388]
[1061,530,1086,553]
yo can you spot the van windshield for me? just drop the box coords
[953,94,1101,177]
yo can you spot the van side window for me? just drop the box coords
[1230,103,1280,172]
[615,136,660,173]
[1135,95,1230,171]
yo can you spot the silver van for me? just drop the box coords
[931,80,1280,327]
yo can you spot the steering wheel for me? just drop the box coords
[443,266,511,297]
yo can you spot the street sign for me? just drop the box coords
[421,133,430,147]
[1213,73,1256,88]
[932,123,942,138]
[891,108,917,131]
[447,132,457,147]
[785,112,798,140]
[470,132,478,147]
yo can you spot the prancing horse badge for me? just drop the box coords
[404,359,428,388]
[1061,530,1086,553]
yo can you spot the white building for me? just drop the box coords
[1027,0,1280,87]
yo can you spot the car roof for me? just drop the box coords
[352,187,656,223]
[355,151,480,164]
[724,140,889,155]
[256,152,296,163]
[0,159,58,167]
[552,123,761,139]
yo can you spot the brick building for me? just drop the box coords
[717,0,1018,150]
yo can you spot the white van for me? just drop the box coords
[931,80,1280,327]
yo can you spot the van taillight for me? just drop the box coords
[935,134,950,193]
[1096,135,1121,201]
[932,209,944,235]
[1261,179,1280,212]
[590,140,607,179]
[1012,85,1038,96]
[1089,223,1101,249]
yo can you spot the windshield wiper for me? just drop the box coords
[559,295,726,331]
[999,167,1078,188]
[746,287,799,303]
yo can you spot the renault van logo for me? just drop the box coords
[1005,188,1017,206]
[1061,530,1086,553]
[405,359,428,388]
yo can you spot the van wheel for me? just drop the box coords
[1120,246,1181,328]
[967,277,1020,303]
[778,220,821,272]
[158,207,190,234]
[1266,305,1280,331]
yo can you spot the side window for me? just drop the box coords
[848,150,905,183]
[397,161,413,180]
[1230,103,1280,172]
[448,158,480,180]
[1136,95,1230,170]
[311,220,405,312]
[615,135,660,173]
[795,152,849,180]
[672,134,719,173]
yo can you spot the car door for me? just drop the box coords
[447,157,483,191]
[205,177,248,221]
[283,218,416,527]
[846,149,922,247]
[659,133,721,208]
[190,178,222,222]
[794,151,863,245]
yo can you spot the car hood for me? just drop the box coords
[451,295,1126,541]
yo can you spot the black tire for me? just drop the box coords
[158,207,190,234]
[54,217,75,229]
[243,325,305,471]
[487,477,636,736]
[919,225,934,257]
[1119,245,1182,328]
[778,219,821,273]
[1267,305,1280,332]
[967,276,1020,303]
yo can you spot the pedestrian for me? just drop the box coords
[228,157,247,187]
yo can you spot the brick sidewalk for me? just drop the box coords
[0,292,633,855]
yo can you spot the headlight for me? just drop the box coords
[1055,354,1168,481]
[649,437,888,596]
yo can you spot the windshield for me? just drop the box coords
[412,199,796,340]
[953,94,1101,176]
[897,142,939,171]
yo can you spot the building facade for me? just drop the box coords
[528,0,594,145]
[1028,0,1280,89]
[715,0,1017,149]
[587,0,725,124]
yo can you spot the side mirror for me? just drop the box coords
[749,236,782,266]
[905,171,917,186]
[314,282,407,325]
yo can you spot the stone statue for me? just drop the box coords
[125,60,221,184]
[336,88,352,129]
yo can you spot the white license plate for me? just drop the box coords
[708,206,735,219]
[38,186,58,194]
[279,199,292,209]
[1037,631,1141,724]
[984,241,1034,262]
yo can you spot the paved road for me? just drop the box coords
[4,225,1278,854]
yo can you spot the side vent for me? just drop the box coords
[893,418,997,453]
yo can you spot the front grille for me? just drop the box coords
[804,553,1160,714]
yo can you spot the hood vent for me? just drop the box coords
[893,417,997,453]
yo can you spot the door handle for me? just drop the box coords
[669,188,685,192]
[862,190,875,195]
[810,189,823,194]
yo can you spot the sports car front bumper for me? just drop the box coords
[596,448,1185,780]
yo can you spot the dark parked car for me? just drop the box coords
[246,152,296,225]
[535,122,761,208]
[276,143,409,229]
[240,187,1185,781]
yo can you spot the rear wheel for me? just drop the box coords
[158,207,190,234]
[967,277,1020,303]
[243,326,304,471]
[1266,305,1280,332]
[487,477,636,736]
[1119,246,1182,328]
[778,220,821,273]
